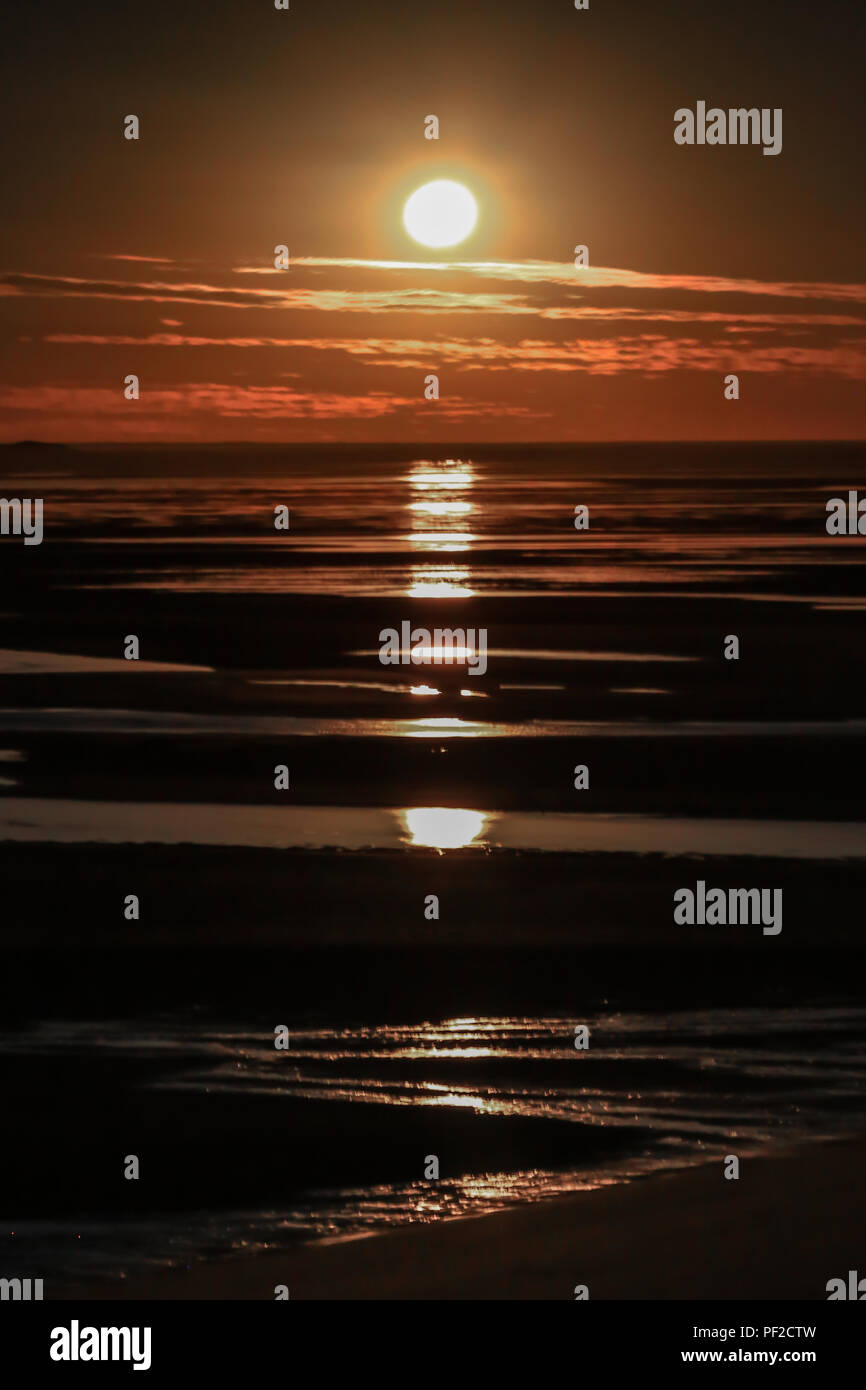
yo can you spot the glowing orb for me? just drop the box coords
[403,180,478,249]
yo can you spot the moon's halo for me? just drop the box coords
[402,179,478,249]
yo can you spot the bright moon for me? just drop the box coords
[403,180,478,249]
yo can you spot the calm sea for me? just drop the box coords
[1,443,865,1286]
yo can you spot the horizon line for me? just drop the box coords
[3,438,865,450]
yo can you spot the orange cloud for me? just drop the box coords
[39,331,866,378]
[0,382,545,442]
[3,254,864,441]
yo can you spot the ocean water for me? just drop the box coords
[4,1004,866,1285]
[6,446,866,603]
[1,443,865,1288]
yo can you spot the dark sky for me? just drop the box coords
[1,0,864,441]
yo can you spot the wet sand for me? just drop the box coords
[3,842,866,955]
[66,1137,866,1300]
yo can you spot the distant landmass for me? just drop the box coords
[2,440,72,450]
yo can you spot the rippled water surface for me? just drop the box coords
[5,1005,866,1282]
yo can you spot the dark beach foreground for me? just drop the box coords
[3,842,866,982]
[68,1137,866,1300]
[3,840,865,1292]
